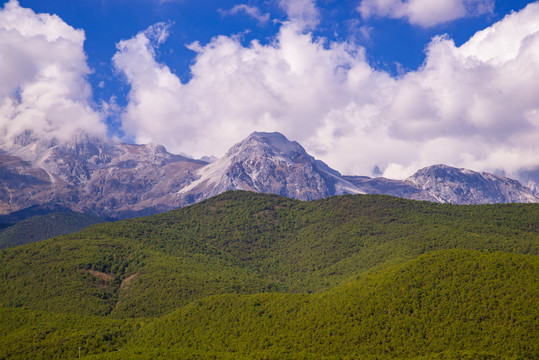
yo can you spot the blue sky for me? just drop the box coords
[13,0,533,101]
[1,0,539,180]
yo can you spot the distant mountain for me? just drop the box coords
[0,131,537,221]
[1,134,207,219]
[177,132,362,203]
[407,164,539,204]
[517,166,539,195]
[345,164,539,205]
[342,175,438,202]
[175,132,538,205]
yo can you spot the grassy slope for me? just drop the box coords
[2,191,536,317]
[0,191,537,358]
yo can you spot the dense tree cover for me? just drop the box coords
[0,191,537,358]
[98,250,539,360]
[1,192,537,317]
[0,307,143,360]
[2,250,536,359]
[0,212,105,249]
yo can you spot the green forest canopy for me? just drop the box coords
[0,191,537,359]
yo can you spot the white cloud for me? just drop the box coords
[278,0,320,30]
[220,4,270,24]
[376,3,539,177]
[358,0,495,27]
[113,22,186,147]
[113,21,391,160]
[0,0,106,144]
[114,2,539,181]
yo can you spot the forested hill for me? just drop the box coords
[0,191,537,359]
[116,250,538,360]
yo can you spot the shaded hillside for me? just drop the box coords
[0,212,105,249]
[0,191,537,319]
[0,307,141,360]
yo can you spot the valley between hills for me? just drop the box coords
[0,191,537,359]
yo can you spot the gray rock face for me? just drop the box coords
[78,143,206,218]
[517,167,539,196]
[177,132,362,204]
[407,164,539,204]
[0,131,537,220]
[1,135,206,219]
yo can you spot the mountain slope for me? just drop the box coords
[0,192,537,359]
[1,135,207,219]
[176,133,538,206]
[345,164,539,204]
[121,250,537,360]
[342,175,439,202]
[0,153,69,215]
[517,166,539,195]
[408,164,539,204]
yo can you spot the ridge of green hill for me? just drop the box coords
[1,250,536,359]
[0,191,537,319]
[0,211,105,249]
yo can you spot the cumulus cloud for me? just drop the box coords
[278,0,320,30]
[112,22,185,147]
[114,2,539,180]
[0,0,106,144]
[358,0,495,27]
[376,3,539,177]
[113,21,359,156]
[220,4,270,24]
[113,20,391,160]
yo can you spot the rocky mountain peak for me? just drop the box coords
[225,132,309,163]
[0,132,537,221]
[178,132,362,203]
[408,164,539,204]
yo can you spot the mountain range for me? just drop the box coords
[0,131,537,220]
